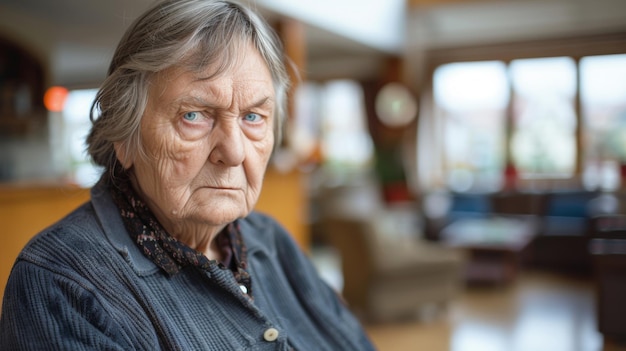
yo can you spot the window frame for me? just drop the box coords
[419,31,626,191]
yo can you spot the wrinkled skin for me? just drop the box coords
[115,45,275,260]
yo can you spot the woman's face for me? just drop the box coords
[116,45,275,232]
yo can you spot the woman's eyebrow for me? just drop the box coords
[174,95,274,111]
[175,95,218,108]
[244,96,273,110]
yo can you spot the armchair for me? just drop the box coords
[320,207,465,322]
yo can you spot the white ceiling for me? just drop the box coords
[408,0,626,50]
[0,0,625,87]
[0,0,399,86]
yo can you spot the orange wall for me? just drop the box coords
[0,168,309,307]
[0,185,90,307]
[255,167,310,251]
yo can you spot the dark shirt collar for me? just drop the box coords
[97,171,248,279]
[91,172,271,278]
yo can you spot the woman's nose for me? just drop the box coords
[208,121,246,166]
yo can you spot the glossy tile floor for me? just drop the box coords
[311,247,625,351]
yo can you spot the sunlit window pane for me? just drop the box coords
[509,57,577,178]
[62,88,102,186]
[435,62,509,112]
[320,80,373,168]
[434,61,508,192]
[580,54,626,190]
[291,82,322,162]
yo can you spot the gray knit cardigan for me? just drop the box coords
[0,177,375,350]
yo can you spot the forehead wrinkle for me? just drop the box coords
[202,78,272,113]
[182,77,235,111]
[171,50,273,113]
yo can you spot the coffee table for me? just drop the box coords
[440,215,538,284]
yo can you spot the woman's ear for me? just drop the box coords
[113,142,134,170]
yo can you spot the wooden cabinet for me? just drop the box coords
[0,37,46,135]
[590,215,626,343]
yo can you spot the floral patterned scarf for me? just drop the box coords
[108,168,252,296]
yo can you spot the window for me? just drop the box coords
[510,57,577,178]
[433,61,508,192]
[285,79,373,189]
[580,54,626,190]
[425,45,626,192]
[62,88,102,186]
[319,80,374,171]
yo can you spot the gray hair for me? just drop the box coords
[87,0,289,170]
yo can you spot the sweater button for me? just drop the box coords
[263,327,279,342]
[239,285,248,294]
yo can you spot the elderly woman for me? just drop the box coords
[0,1,375,350]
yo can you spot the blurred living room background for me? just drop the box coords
[1,0,626,350]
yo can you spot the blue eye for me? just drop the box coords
[183,111,199,121]
[244,113,261,122]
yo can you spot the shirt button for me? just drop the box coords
[239,285,248,294]
[263,327,279,342]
